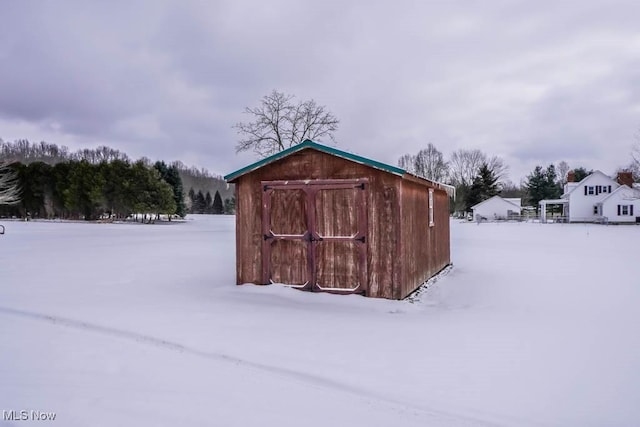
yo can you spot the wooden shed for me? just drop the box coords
[224,140,453,300]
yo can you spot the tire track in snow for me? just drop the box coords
[0,305,524,427]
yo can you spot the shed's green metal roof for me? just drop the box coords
[224,140,405,182]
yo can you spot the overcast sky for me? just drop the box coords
[1,1,639,182]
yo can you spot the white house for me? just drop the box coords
[597,185,640,224]
[539,171,639,223]
[471,196,521,221]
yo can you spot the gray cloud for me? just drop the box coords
[1,0,639,181]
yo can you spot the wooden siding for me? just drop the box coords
[399,178,451,299]
[234,149,401,299]
[233,147,450,299]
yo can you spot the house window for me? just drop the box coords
[618,205,634,216]
[593,205,598,215]
[428,189,434,227]
[587,186,595,195]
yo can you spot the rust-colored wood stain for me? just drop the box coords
[230,147,450,299]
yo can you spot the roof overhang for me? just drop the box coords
[224,140,404,183]
[539,199,569,204]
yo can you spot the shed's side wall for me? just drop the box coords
[399,179,451,299]
[234,149,401,299]
[235,175,262,284]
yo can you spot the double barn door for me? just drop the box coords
[262,179,368,294]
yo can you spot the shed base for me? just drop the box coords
[404,264,453,302]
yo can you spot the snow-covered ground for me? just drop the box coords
[1,216,638,427]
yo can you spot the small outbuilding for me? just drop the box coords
[224,140,454,299]
[471,196,522,221]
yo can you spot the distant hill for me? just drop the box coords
[170,161,233,202]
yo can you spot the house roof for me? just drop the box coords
[224,140,456,197]
[471,195,521,210]
[562,170,617,198]
[597,184,640,204]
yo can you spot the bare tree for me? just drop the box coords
[631,141,640,180]
[556,160,570,186]
[0,162,21,205]
[398,143,449,182]
[485,155,509,183]
[234,90,339,157]
[73,146,130,164]
[397,154,414,172]
[448,149,509,187]
[448,149,486,187]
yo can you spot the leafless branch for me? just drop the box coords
[630,140,640,181]
[0,162,21,205]
[398,143,449,182]
[448,149,508,186]
[234,90,339,157]
[556,160,570,185]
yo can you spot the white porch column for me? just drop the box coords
[540,201,546,223]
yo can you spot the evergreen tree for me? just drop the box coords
[526,165,562,213]
[151,178,177,219]
[51,162,71,218]
[545,165,561,197]
[572,167,592,182]
[205,191,213,214]
[464,163,498,211]
[223,197,236,214]
[212,190,224,214]
[526,166,546,214]
[194,190,206,214]
[130,160,154,220]
[466,177,485,211]
[166,165,186,217]
[188,187,196,214]
[154,161,186,219]
[66,160,105,220]
[101,159,134,219]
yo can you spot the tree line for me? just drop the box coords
[0,139,236,220]
[187,188,235,214]
[0,138,235,207]
[0,159,186,221]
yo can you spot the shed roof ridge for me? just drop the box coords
[598,184,640,203]
[224,140,405,182]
